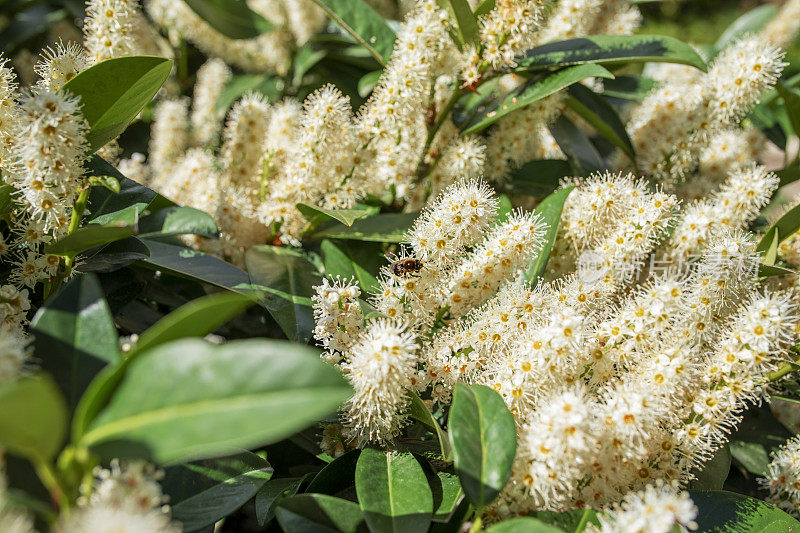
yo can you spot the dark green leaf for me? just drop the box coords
[355,448,434,533]
[690,490,800,532]
[255,476,306,526]
[313,213,418,243]
[524,186,573,282]
[432,472,463,523]
[308,0,396,64]
[80,338,351,464]
[0,374,67,462]
[485,518,566,532]
[759,263,798,278]
[139,239,251,290]
[777,165,800,188]
[138,206,219,239]
[438,0,479,46]
[408,391,453,461]
[729,406,793,476]
[62,56,172,151]
[566,83,635,163]
[503,159,573,197]
[756,203,800,255]
[0,184,17,219]
[31,274,119,411]
[687,444,731,491]
[463,64,615,134]
[449,383,516,508]
[321,239,380,293]
[516,34,707,72]
[749,100,788,150]
[474,0,495,16]
[713,5,779,54]
[297,203,374,227]
[549,115,604,175]
[47,223,135,257]
[601,75,657,101]
[245,245,322,343]
[777,82,800,138]
[184,0,273,39]
[528,509,600,532]
[306,449,362,495]
[276,494,367,533]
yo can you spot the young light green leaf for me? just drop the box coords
[524,187,574,282]
[31,274,119,411]
[80,338,352,464]
[358,70,383,98]
[296,203,375,228]
[164,451,273,531]
[756,202,800,255]
[61,56,172,151]
[138,206,219,239]
[690,490,800,531]
[463,64,614,134]
[47,222,135,257]
[184,0,274,39]
[245,245,322,343]
[449,383,517,508]
[88,175,120,193]
[566,83,635,164]
[355,449,434,533]
[0,374,67,461]
[276,494,367,533]
[308,0,396,65]
[515,34,707,72]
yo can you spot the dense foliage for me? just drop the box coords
[5,0,800,532]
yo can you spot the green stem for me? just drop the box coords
[47,186,90,299]
[769,359,800,382]
[33,457,70,515]
[470,514,483,533]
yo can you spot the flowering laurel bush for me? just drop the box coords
[6,1,800,532]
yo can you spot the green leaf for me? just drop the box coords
[164,451,273,531]
[503,159,572,197]
[756,202,800,255]
[132,291,255,355]
[306,449,361,495]
[216,74,283,112]
[432,472,463,523]
[139,239,251,290]
[528,509,599,532]
[549,114,603,175]
[0,374,68,462]
[62,56,172,152]
[515,34,707,72]
[438,0,479,46]
[759,263,798,278]
[777,165,800,188]
[485,518,566,532]
[524,187,575,282]
[31,274,119,411]
[0,183,16,219]
[729,406,792,476]
[297,203,375,227]
[566,83,635,163]
[88,175,120,193]
[690,490,800,532]
[276,494,367,533]
[80,338,351,464]
[308,0,396,65]
[601,75,656,101]
[762,227,779,266]
[184,0,273,39]
[355,448,434,533]
[255,476,307,526]
[448,383,516,508]
[313,213,418,243]
[358,70,383,98]
[687,444,731,491]
[408,391,453,462]
[47,222,135,257]
[713,5,779,55]
[138,206,219,239]
[245,245,322,343]
[777,82,800,138]
[321,239,380,293]
[463,64,614,134]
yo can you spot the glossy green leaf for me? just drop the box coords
[139,239,251,290]
[31,274,119,411]
[297,203,374,227]
[690,490,800,532]
[245,245,322,343]
[306,449,361,495]
[463,64,614,134]
[313,213,418,243]
[687,444,731,491]
[777,82,800,138]
[504,159,573,197]
[524,187,575,282]
[515,34,707,72]
[184,0,273,39]
[355,448,434,533]
[566,83,635,163]
[62,56,172,151]
[216,74,283,112]
[713,5,778,55]
[432,472,463,523]
[88,175,120,193]
[448,383,516,508]
[549,115,603,175]
[164,451,273,531]
[358,70,383,98]
[485,518,566,532]
[0,374,67,462]
[408,391,453,461]
[321,239,380,293]
[47,222,135,257]
[138,206,219,239]
[276,494,367,533]
[255,476,306,526]
[309,0,396,64]
[80,338,351,464]
[438,0,479,46]
[729,406,792,476]
[756,202,800,255]
[759,263,798,278]
[528,509,599,532]
[601,75,656,101]
[474,0,495,16]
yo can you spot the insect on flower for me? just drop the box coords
[391,258,424,278]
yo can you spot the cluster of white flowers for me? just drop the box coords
[759,435,800,517]
[84,0,164,64]
[587,481,698,533]
[59,460,180,533]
